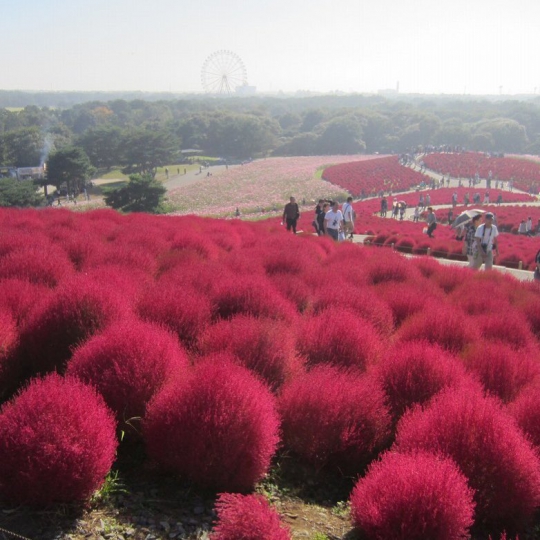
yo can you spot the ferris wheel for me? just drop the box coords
[201,50,248,94]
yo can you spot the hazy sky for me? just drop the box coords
[1,0,539,95]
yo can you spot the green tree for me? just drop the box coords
[120,128,179,178]
[46,146,95,195]
[104,173,166,213]
[0,178,44,207]
[273,133,318,156]
[2,127,43,166]
[79,125,122,170]
[316,114,366,154]
[474,118,528,153]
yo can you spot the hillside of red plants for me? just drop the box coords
[423,152,540,192]
[2,207,540,538]
[321,156,431,196]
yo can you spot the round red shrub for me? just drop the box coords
[395,300,478,355]
[298,308,381,372]
[170,233,221,261]
[0,278,51,326]
[137,283,213,349]
[0,245,74,287]
[279,366,391,473]
[67,319,189,426]
[362,253,419,284]
[509,383,540,448]
[430,264,469,294]
[211,493,291,540]
[374,341,473,421]
[461,341,540,403]
[312,282,394,337]
[198,315,301,389]
[350,451,475,540]
[511,285,540,339]
[210,274,297,321]
[474,311,536,350]
[375,282,441,327]
[0,374,117,506]
[394,386,540,532]
[143,360,280,491]
[394,238,415,254]
[18,275,131,376]
[0,309,19,397]
[269,274,314,313]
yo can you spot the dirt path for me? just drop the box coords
[163,164,236,191]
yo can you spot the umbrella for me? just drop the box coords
[451,209,485,229]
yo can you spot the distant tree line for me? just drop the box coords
[0,95,539,205]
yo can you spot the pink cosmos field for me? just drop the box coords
[167,155,381,216]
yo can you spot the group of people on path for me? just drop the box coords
[282,196,355,241]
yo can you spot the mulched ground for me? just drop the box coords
[0,446,358,540]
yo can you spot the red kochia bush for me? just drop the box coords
[350,451,475,540]
[474,310,536,350]
[395,300,478,355]
[375,282,441,327]
[19,276,130,375]
[67,319,189,425]
[143,360,280,491]
[211,493,291,540]
[298,308,381,372]
[461,342,540,403]
[0,374,117,506]
[0,309,19,396]
[312,282,394,337]
[0,279,51,326]
[210,274,297,321]
[279,366,391,473]
[137,283,213,349]
[394,387,540,532]
[374,341,473,421]
[509,383,540,448]
[0,245,74,287]
[198,316,301,389]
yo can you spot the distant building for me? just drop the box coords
[0,166,45,181]
[16,166,45,181]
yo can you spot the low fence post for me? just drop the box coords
[519,261,523,270]
[427,247,431,256]
[391,243,395,250]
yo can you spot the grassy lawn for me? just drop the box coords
[98,163,201,182]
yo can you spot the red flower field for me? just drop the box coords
[423,152,540,193]
[1,206,540,538]
[322,156,430,196]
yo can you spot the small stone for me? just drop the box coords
[125,528,136,536]
[160,521,171,532]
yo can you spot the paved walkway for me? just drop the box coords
[348,162,539,282]
[348,234,535,281]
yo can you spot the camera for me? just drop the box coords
[481,243,488,252]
